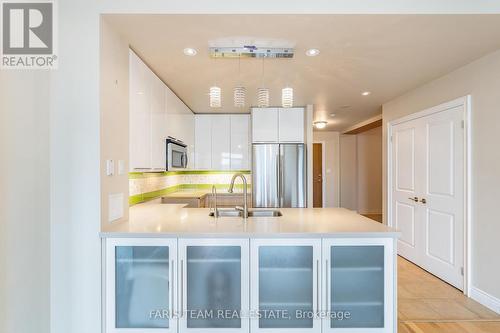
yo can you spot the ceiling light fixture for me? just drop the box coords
[234,86,246,108]
[209,86,221,108]
[210,57,221,108]
[234,55,246,107]
[257,57,269,107]
[329,113,336,117]
[361,91,371,96]
[305,48,320,57]
[282,87,293,108]
[314,121,328,129]
[183,48,197,56]
[257,88,270,108]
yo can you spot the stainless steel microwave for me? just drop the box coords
[166,137,188,170]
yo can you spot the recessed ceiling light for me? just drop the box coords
[329,113,336,117]
[361,91,371,96]
[183,48,197,56]
[314,121,328,129]
[305,49,320,57]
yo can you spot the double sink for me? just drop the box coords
[209,173,282,218]
[209,208,282,218]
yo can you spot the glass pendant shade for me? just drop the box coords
[209,86,221,108]
[257,87,270,108]
[282,87,293,108]
[233,86,246,107]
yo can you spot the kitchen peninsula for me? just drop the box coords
[102,200,399,333]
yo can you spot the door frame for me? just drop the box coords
[313,141,326,207]
[386,95,472,295]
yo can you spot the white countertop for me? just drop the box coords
[101,199,399,238]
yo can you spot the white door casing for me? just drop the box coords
[389,97,467,290]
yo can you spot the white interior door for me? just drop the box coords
[391,102,465,290]
[391,119,421,264]
[420,106,464,289]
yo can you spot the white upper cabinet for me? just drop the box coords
[150,74,167,170]
[279,107,305,143]
[129,50,152,171]
[230,115,251,170]
[194,114,251,170]
[165,87,194,168]
[251,108,279,143]
[194,115,212,169]
[129,49,195,171]
[252,107,305,143]
[211,115,231,170]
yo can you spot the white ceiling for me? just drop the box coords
[104,14,500,131]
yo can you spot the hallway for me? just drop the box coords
[397,257,500,332]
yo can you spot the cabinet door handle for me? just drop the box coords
[325,259,329,312]
[180,259,184,318]
[316,259,320,313]
[170,260,174,317]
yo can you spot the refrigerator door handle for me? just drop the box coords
[279,152,284,207]
[276,150,280,208]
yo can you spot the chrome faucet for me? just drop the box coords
[228,173,248,218]
[210,185,219,217]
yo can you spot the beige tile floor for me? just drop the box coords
[397,256,500,332]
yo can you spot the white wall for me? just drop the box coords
[383,48,500,306]
[357,126,382,214]
[339,134,358,210]
[100,19,130,226]
[0,72,50,333]
[313,131,340,207]
[339,127,383,214]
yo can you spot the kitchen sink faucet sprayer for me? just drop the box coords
[228,173,248,218]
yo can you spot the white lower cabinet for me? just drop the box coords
[178,238,250,333]
[105,237,395,333]
[106,238,178,333]
[250,239,322,333]
[322,238,395,333]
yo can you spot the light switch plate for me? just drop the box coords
[108,193,124,222]
[118,160,125,175]
[106,159,114,176]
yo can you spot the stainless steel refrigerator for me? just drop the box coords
[252,144,306,208]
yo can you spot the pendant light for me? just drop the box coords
[257,57,270,108]
[282,86,293,108]
[233,55,246,107]
[281,57,294,107]
[210,57,221,108]
[209,86,221,108]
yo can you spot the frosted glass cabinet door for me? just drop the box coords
[179,239,249,333]
[106,238,177,333]
[322,239,394,333]
[251,239,321,333]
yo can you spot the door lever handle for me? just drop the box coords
[408,197,419,202]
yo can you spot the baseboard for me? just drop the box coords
[470,286,500,314]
